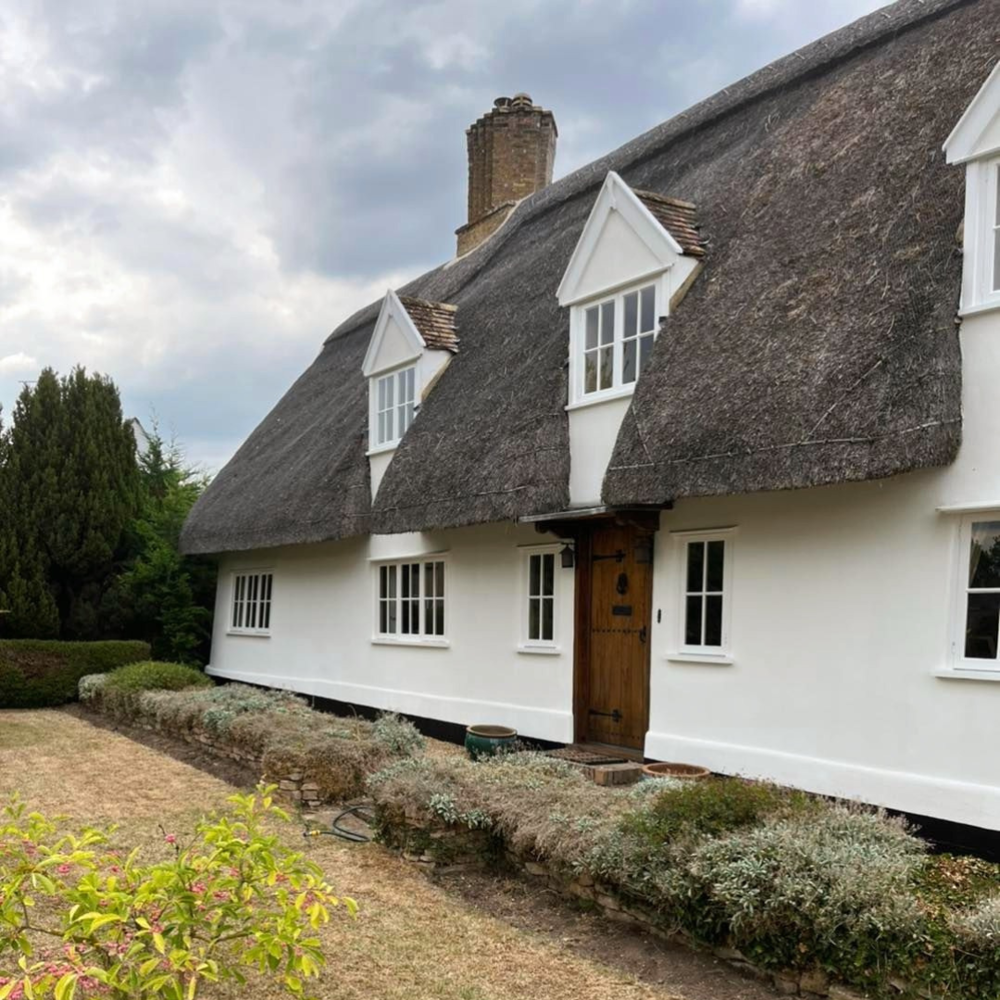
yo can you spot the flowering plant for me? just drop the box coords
[0,786,353,999]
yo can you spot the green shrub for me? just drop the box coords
[0,787,352,999]
[624,777,813,845]
[100,660,211,719]
[0,639,150,708]
[675,808,926,983]
[103,660,211,693]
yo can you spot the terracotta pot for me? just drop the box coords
[465,724,518,760]
[641,761,710,780]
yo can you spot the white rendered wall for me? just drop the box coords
[646,306,1000,831]
[208,522,576,743]
[568,396,631,506]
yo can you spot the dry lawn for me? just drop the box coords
[0,710,680,1000]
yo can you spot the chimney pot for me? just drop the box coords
[457,93,557,255]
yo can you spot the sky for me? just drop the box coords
[0,0,888,472]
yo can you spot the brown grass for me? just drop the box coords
[0,710,678,1000]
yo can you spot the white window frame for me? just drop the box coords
[567,273,667,408]
[372,555,449,646]
[228,569,274,637]
[369,363,418,453]
[668,528,735,663]
[519,544,561,654]
[946,513,1000,676]
[962,157,1000,315]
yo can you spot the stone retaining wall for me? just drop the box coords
[376,805,868,1000]
[108,715,327,810]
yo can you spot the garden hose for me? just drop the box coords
[303,802,376,843]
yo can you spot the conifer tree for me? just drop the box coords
[0,367,140,638]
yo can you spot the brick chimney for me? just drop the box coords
[456,93,557,256]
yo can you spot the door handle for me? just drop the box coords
[639,626,647,644]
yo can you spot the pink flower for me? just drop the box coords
[164,834,177,845]
[57,864,72,875]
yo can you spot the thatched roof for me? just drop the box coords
[181,0,991,554]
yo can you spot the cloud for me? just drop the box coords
[0,0,889,470]
[0,352,38,374]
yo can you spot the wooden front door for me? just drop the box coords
[576,523,654,750]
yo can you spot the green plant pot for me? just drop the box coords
[465,724,518,760]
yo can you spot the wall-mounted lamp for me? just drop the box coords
[560,543,575,569]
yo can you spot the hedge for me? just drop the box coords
[0,640,151,708]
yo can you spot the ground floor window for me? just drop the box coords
[230,571,273,635]
[522,547,558,648]
[960,518,1000,664]
[376,559,446,641]
[675,530,733,654]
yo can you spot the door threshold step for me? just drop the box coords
[546,745,644,786]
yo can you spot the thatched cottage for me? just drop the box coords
[182,0,1000,836]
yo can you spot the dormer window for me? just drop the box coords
[557,171,704,409]
[374,366,416,448]
[943,60,1000,315]
[362,290,459,454]
[579,282,658,399]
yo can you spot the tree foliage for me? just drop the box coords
[0,368,216,663]
[110,430,216,664]
[0,369,138,640]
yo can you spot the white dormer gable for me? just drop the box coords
[944,60,1000,316]
[557,171,685,307]
[944,60,1000,165]
[362,289,426,378]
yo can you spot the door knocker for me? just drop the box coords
[616,572,629,595]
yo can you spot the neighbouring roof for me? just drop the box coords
[398,296,460,353]
[181,0,991,555]
[633,190,705,257]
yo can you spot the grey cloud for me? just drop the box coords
[0,0,888,468]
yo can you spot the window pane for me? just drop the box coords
[377,411,385,444]
[640,285,655,332]
[623,291,637,338]
[542,553,554,596]
[435,599,444,636]
[529,598,539,641]
[387,565,396,599]
[705,595,723,646]
[378,376,387,409]
[707,540,725,592]
[969,521,1000,588]
[402,599,411,633]
[622,339,637,385]
[600,301,614,345]
[542,598,554,641]
[384,405,393,443]
[436,561,444,597]
[585,307,599,350]
[685,595,703,646]
[965,592,1000,659]
[599,346,613,390]
[686,541,705,593]
[584,352,597,394]
[529,554,540,596]
[638,333,654,375]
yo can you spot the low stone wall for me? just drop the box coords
[376,806,867,1000]
[101,714,327,810]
